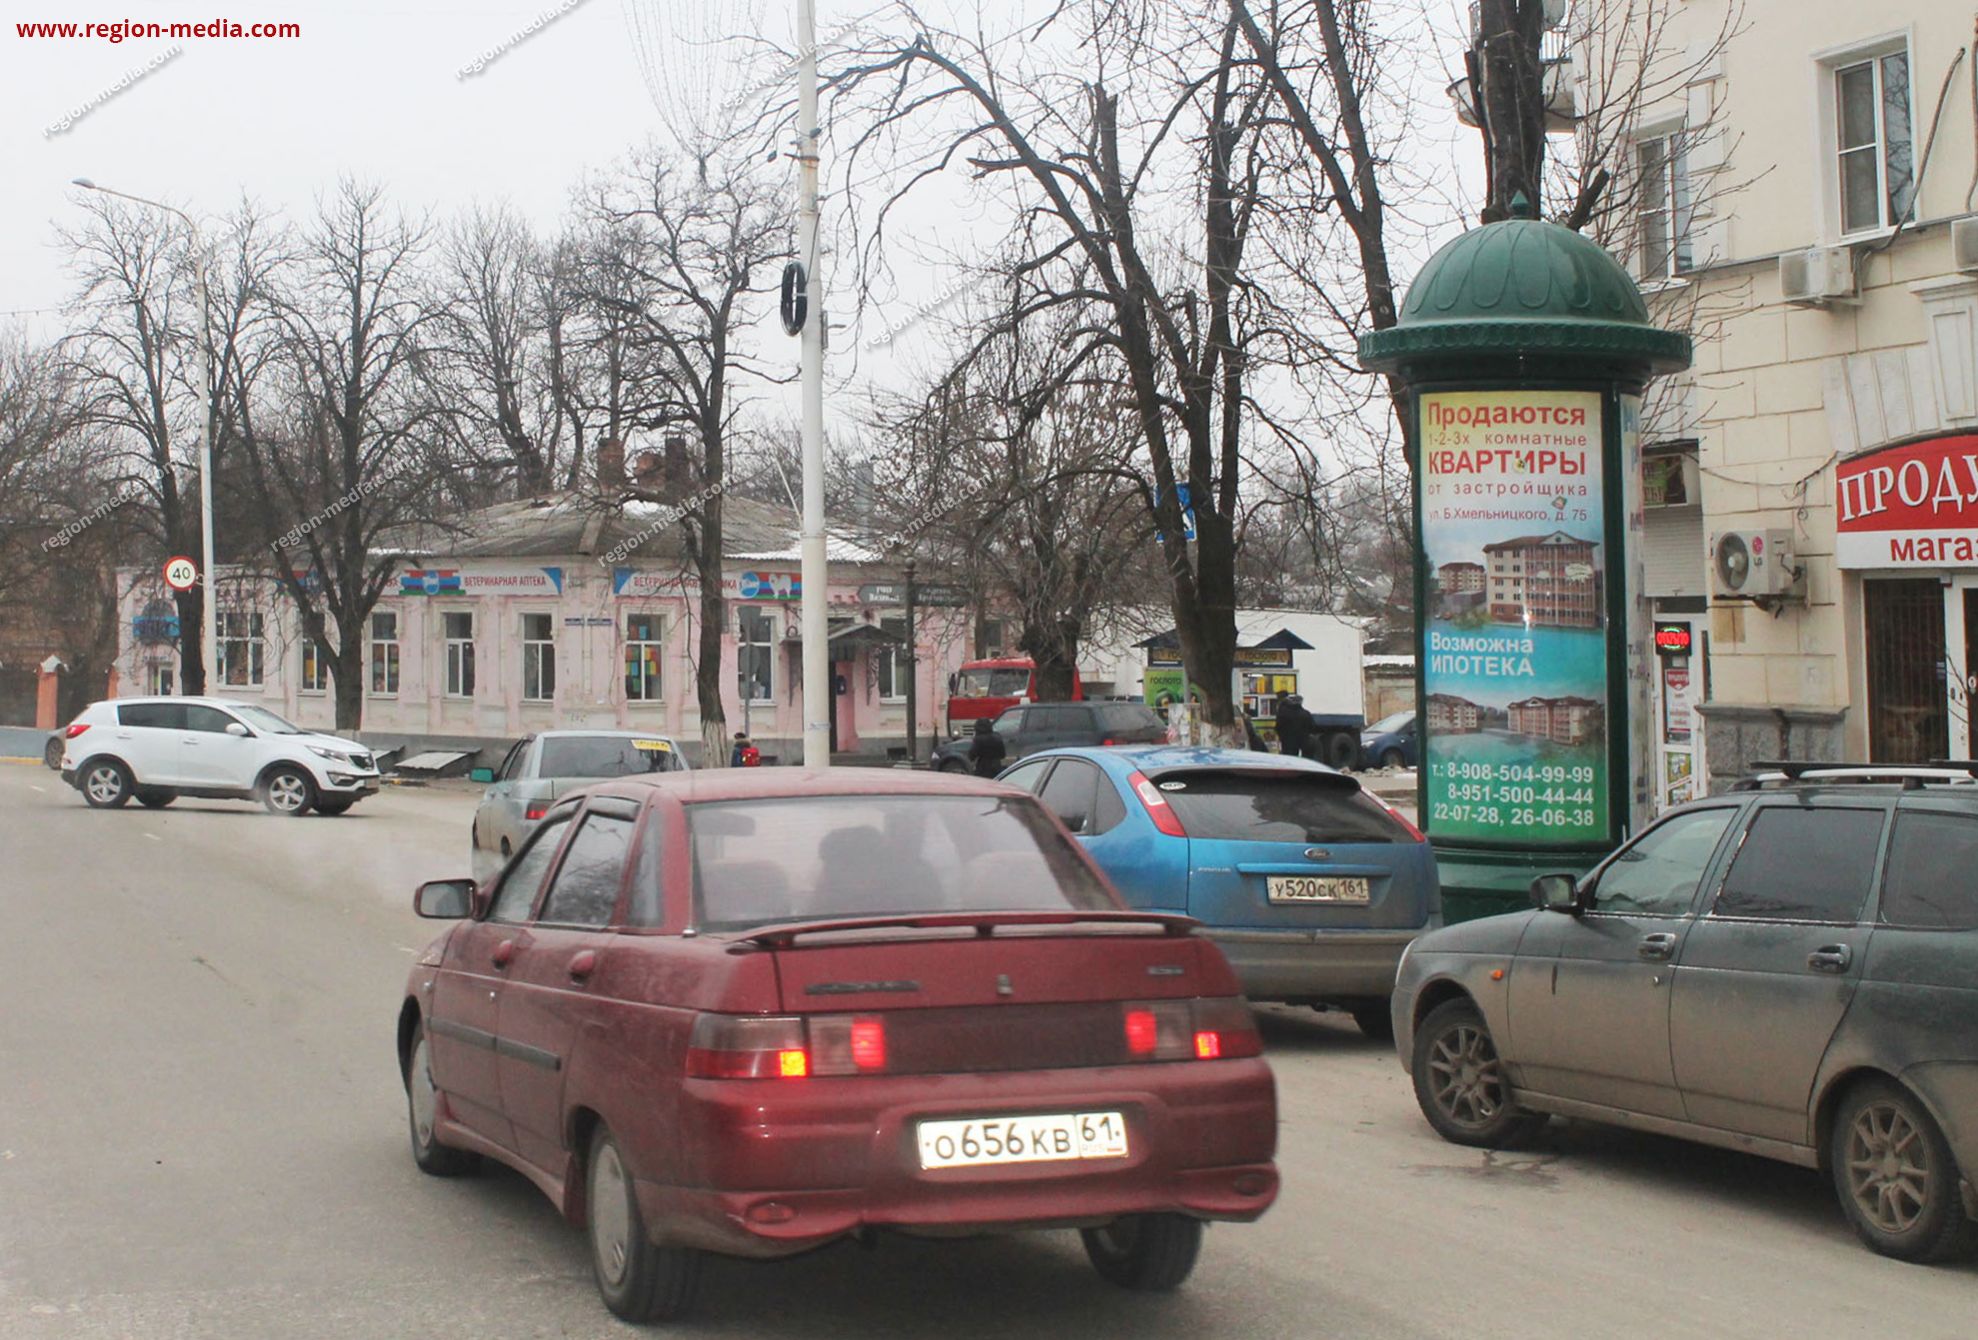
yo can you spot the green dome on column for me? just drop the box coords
[1359,198,1691,376]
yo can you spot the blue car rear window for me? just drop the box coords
[1154,771,1409,844]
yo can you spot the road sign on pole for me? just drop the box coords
[163,556,199,591]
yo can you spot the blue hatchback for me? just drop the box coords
[1000,746,1439,1038]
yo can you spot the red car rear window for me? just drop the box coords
[1153,770,1410,844]
[687,795,1117,929]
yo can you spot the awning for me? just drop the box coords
[825,621,906,648]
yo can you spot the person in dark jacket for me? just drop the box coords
[966,717,1007,778]
[1274,692,1312,758]
[1241,704,1267,752]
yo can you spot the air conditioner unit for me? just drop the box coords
[1953,216,1978,274]
[1779,246,1855,306]
[1709,529,1803,600]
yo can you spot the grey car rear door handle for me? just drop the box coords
[1638,933,1678,961]
[1808,944,1852,973]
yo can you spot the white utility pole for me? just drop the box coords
[73,178,218,692]
[796,0,830,767]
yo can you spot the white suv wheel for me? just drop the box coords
[261,767,314,816]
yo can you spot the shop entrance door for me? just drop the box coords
[1864,578,1948,763]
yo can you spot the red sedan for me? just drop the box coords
[398,768,1278,1323]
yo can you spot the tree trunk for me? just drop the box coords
[1475,0,1548,222]
[694,513,728,767]
[1020,617,1081,703]
[332,636,365,732]
[173,585,206,694]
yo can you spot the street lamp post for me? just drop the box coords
[72,178,218,694]
[795,0,829,767]
[904,557,918,764]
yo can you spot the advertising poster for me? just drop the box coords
[1420,389,1608,844]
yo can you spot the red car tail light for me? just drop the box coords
[685,1014,810,1079]
[65,723,91,739]
[687,1013,890,1079]
[1192,997,1264,1059]
[1121,1000,1193,1060]
[525,802,550,821]
[1122,998,1261,1062]
[1127,770,1188,837]
[806,1014,888,1075]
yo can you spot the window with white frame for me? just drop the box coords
[522,613,556,702]
[876,616,910,699]
[217,611,265,687]
[300,637,329,694]
[737,606,773,702]
[443,611,475,698]
[625,612,663,703]
[370,611,400,695]
[1833,48,1914,235]
[1634,131,1692,279]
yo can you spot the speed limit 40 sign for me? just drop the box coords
[163,556,199,591]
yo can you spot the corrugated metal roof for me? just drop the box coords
[378,489,881,564]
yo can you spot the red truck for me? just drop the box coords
[944,656,1084,737]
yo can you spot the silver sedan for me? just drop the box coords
[470,731,689,881]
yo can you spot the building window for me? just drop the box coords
[217,612,264,687]
[443,611,475,698]
[1635,132,1691,278]
[370,611,400,696]
[146,662,175,696]
[737,606,773,702]
[978,618,1005,658]
[625,612,663,703]
[1835,50,1913,234]
[300,638,329,694]
[876,616,910,700]
[522,613,556,702]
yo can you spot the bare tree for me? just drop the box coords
[59,197,219,692]
[585,145,792,765]
[228,181,457,730]
[880,280,1154,702]
[826,2,1321,744]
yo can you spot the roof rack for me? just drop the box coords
[1736,760,1978,791]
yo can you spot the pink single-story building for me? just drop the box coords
[114,487,984,765]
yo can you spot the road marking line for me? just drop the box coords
[29,784,46,793]
[143,833,162,841]
[396,946,417,954]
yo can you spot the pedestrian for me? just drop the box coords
[1241,703,1266,753]
[1276,692,1312,759]
[965,717,1007,778]
[730,732,761,768]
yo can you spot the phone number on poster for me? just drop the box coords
[1445,762,1595,784]
[1431,803,1600,827]
[1443,783,1595,805]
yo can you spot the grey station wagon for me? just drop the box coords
[1392,764,1978,1263]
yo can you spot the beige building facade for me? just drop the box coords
[1604,0,1978,794]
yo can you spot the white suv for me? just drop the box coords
[59,696,382,816]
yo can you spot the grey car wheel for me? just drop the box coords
[1832,1079,1974,1262]
[1410,998,1547,1149]
[259,766,315,816]
[405,1022,477,1177]
[81,759,132,808]
[1081,1213,1203,1291]
[586,1124,702,1322]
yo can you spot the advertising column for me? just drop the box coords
[1419,390,1610,846]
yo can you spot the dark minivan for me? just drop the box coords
[931,703,1166,771]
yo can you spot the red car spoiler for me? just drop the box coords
[733,909,1199,950]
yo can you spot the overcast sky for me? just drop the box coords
[3,0,1482,414]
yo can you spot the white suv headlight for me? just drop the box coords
[307,745,350,763]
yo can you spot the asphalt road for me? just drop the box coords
[1,761,1972,1338]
